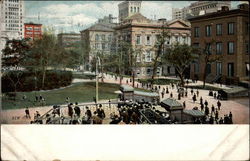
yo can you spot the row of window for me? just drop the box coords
[130,6,140,13]
[95,34,112,41]
[192,3,217,11]
[194,41,249,55]
[6,0,19,2]
[5,19,19,23]
[5,11,19,15]
[94,43,111,50]
[194,22,238,37]
[135,35,189,45]
[5,16,22,19]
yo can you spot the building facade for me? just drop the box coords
[80,22,117,70]
[118,1,141,22]
[172,1,231,21]
[115,13,191,78]
[24,23,42,40]
[0,0,24,54]
[189,4,249,84]
[57,33,81,47]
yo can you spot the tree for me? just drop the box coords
[1,38,30,98]
[151,24,170,84]
[198,40,222,88]
[164,43,199,86]
[27,32,57,88]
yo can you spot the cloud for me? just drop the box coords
[25,1,173,33]
[141,1,172,20]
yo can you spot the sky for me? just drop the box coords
[24,1,242,34]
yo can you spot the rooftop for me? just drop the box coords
[183,109,205,117]
[134,90,159,97]
[160,98,183,110]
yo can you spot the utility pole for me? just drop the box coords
[96,56,101,103]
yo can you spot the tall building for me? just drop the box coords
[118,1,141,22]
[189,4,249,85]
[172,1,231,21]
[24,23,42,40]
[0,0,24,53]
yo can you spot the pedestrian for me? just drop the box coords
[68,104,73,118]
[74,102,81,117]
[215,110,219,120]
[214,92,217,99]
[166,87,169,94]
[211,105,215,114]
[196,90,199,97]
[178,93,181,100]
[191,88,194,95]
[204,100,208,107]
[192,94,197,103]
[161,91,164,98]
[200,103,204,111]
[126,79,128,84]
[217,100,221,110]
[219,117,224,124]
[205,106,209,116]
[183,101,186,108]
[209,115,214,124]
[185,90,187,97]
[25,107,31,119]
[35,95,38,102]
[66,97,70,103]
[171,83,174,89]
[22,95,26,100]
[170,92,173,98]
[39,94,42,102]
[85,106,92,121]
[200,97,203,105]
[229,111,233,123]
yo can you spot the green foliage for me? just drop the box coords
[2,70,72,93]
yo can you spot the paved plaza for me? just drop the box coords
[0,73,249,124]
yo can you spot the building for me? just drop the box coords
[114,13,191,78]
[24,23,42,40]
[188,4,249,85]
[118,1,141,22]
[0,0,24,54]
[172,1,231,21]
[172,7,191,20]
[80,22,117,70]
[57,33,81,47]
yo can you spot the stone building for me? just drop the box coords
[114,13,191,78]
[118,1,141,22]
[172,1,231,21]
[80,22,117,70]
[0,0,24,54]
[188,4,249,84]
[57,33,81,47]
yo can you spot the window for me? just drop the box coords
[246,63,250,76]
[206,43,212,55]
[194,27,199,37]
[216,62,222,75]
[136,35,141,45]
[216,24,222,35]
[183,37,186,44]
[145,51,151,62]
[95,43,98,49]
[136,55,141,62]
[101,34,105,40]
[228,22,234,35]
[146,35,151,45]
[175,36,178,42]
[134,7,136,12]
[205,25,211,37]
[130,7,133,12]
[228,42,234,54]
[216,42,222,54]
[102,43,105,50]
[206,64,211,75]
[228,63,234,77]
[108,35,112,41]
[193,43,199,48]
[246,42,249,54]
[147,68,151,75]
[95,34,99,41]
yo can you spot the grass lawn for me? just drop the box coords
[138,78,180,85]
[2,82,120,110]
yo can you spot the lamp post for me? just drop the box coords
[96,56,101,104]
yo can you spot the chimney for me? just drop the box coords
[221,6,229,11]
